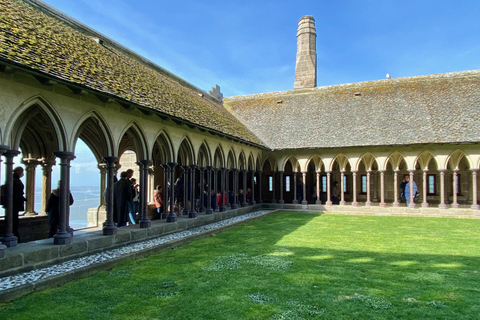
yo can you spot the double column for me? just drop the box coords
[53,152,76,245]
[138,160,153,228]
[0,147,17,248]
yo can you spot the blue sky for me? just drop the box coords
[41,0,480,97]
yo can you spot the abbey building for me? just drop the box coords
[1,0,480,253]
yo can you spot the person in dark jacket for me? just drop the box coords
[12,167,26,242]
[45,181,74,238]
[113,171,133,227]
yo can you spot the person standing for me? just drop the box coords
[404,175,417,207]
[12,167,26,242]
[113,171,133,227]
[154,185,164,219]
[399,175,408,204]
[46,181,74,238]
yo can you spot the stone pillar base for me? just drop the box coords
[166,214,177,222]
[232,204,238,209]
[188,211,197,218]
[140,219,151,228]
[325,201,332,206]
[54,233,72,245]
[1,235,18,248]
[352,201,358,207]
[379,202,386,208]
[205,209,213,214]
[0,244,6,258]
[340,201,347,206]
[365,201,372,206]
[422,203,429,208]
[471,204,479,210]
[301,200,308,205]
[451,203,460,208]
[439,204,448,209]
[103,224,117,235]
[278,200,284,204]
[24,211,38,216]
[408,203,416,209]
[182,209,189,216]
[315,200,321,204]
[220,206,227,212]
[292,200,298,204]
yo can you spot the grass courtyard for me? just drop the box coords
[1,211,479,319]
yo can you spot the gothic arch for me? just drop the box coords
[118,122,148,160]
[238,152,247,170]
[6,95,66,155]
[198,142,211,167]
[227,149,236,169]
[262,155,278,172]
[415,150,438,170]
[387,151,407,171]
[447,149,470,170]
[282,155,300,172]
[357,152,378,171]
[71,110,114,162]
[152,130,174,164]
[333,153,350,171]
[306,155,322,172]
[213,146,225,168]
[247,153,255,170]
[177,137,195,165]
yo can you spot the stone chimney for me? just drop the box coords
[294,16,317,89]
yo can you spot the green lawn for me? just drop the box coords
[1,212,480,319]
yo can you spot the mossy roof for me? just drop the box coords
[0,0,264,146]
[224,70,480,150]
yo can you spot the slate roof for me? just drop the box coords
[224,70,480,150]
[0,0,264,146]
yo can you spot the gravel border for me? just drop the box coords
[0,210,273,293]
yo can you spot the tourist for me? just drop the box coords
[332,181,340,204]
[404,175,417,207]
[113,171,133,227]
[154,185,164,219]
[46,181,74,238]
[11,167,27,242]
[399,174,408,203]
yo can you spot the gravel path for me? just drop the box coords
[0,210,272,292]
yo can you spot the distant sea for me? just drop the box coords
[0,186,101,230]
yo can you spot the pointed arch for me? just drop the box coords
[282,155,301,172]
[306,155,322,172]
[357,152,378,171]
[198,141,211,167]
[333,153,349,171]
[247,153,255,170]
[447,149,469,170]
[6,95,67,155]
[118,121,148,160]
[415,150,437,170]
[387,151,407,171]
[238,151,247,170]
[71,110,114,162]
[262,155,278,172]
[152,130,174,164]
[214,146,225,168]
[227,149,236,169]
[177,137,195,165]
[255,154,262,171]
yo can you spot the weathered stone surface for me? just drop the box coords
[87,236,114,252]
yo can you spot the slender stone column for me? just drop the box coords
[270,171,277,204]
[325,171,332,206]
[372,171,379,202]
[439,169,447,209]
[102,156,118,235]
[365,170,372,206]
[293,172,298,204]
[181,165,189,216]
[53,152,75,245]
[352,171,358,207]
[212,168,218,210]
[226,169,231,208]
[315,171,321,204]
[198,167,205,213]
[148,167,155,204]
[0,146,7,256]
[257,171,263,204]
[1,148,18,247]
[160,164,169,218]
[220,167,227,211]
[278,171,285,204]
[379,170,386,207]
[232,169,239,209]
[242,170,248,207]
[98,163,107,207]
[40,159,55,215]
[301,171,308,205]
[166,162,177,222]
[471,169,479,210]
[139,160,153,228]
[22,158,39,216]
[189,164,197,218]
[205,166,213,214]
[452,169,460,208]
[408,170,416,208]
[422,169,429,208]
[394,170,402,207]
[250,170,256,205]
[340,171,346,206]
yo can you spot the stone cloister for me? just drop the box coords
[1,0,480,262]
